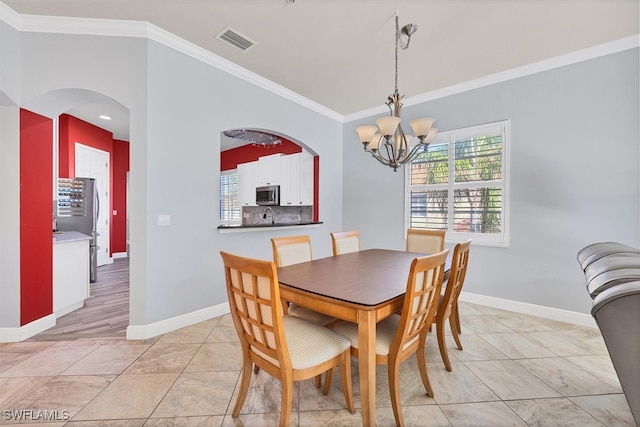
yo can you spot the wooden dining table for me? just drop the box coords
[277,248,450,426]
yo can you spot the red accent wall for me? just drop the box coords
[58,114,129,257]
[112,140,129,254]
[220,138,301,171]
[20,109,53,325]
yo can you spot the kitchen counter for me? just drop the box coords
[53,230,92,244]
[218,221,323,233]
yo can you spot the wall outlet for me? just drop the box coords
[157,214,171,226]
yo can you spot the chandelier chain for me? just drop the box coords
[394,15,399,95]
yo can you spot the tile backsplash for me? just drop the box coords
[242,206,313,226]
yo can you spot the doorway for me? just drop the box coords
[75,143,111,266]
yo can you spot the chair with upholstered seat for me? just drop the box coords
[220,251,354,427]
[271,235,336,326]
[332,249,449,427]
[432,239,471,371]
[330,230,360,256]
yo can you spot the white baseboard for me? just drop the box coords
[459,292,597,328]
[55,301,84,318]
[126,302,230,340]
[0,314,56,342]
[2,294,594,343]
[112,252,128,259]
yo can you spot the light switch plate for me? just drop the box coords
[157,214,171,226]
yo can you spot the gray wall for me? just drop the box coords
[1,23,344,331]
[343,48,640,314]
[0,19,22,327]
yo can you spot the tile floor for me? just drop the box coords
[0,302,635,426]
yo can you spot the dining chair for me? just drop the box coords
[406,228,446,254]
[220,251,354,427]
[406,228,460,333]
[330,230,360,256]
[332,249,449,427]
[271,235,336,326]
[432,239,471,371]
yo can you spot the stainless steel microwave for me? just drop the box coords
[256,185,280,206]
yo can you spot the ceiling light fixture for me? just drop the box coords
[99,115,112,120]
[355,13,438,172]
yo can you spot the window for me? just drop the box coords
[220,170,240,224]
[406,121,509,246]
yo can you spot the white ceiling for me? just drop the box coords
[4,0,639,144]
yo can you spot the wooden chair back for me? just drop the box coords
[433,239,471,371]
[330,230,360,256]
[438,240,471,323]
[221,251,289,373]
[392,249,449,360]
[271,235,312,267]
[406,228,446,254]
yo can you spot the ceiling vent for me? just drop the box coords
[216,27,255,52]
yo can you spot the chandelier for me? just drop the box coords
[355,14,438,171]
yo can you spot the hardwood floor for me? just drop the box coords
[30,258,129,341]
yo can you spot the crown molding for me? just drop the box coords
[0,2,343,122]
[0,1,20,28]
[345,34,640,123]
[2,2,636,125]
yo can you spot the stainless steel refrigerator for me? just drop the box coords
[55,177,99,282]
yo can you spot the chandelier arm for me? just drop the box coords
[365,148,394,167]
[404,143,430,164]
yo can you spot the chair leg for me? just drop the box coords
[436,319,452,372]
[322,367,334,395]
[388,356,405,427]
[416,335,434,398]
[453,303,461,333]
[253,364,260,374]
[233,356,253,417]
[449,315,463,351]
[338,353,355,413]
[279,376,293,427]
[315,374,322,388]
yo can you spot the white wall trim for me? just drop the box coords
[3,2,635,126]
[112,252,128,259]
[126,302,230,340]
[0,314,56,343]
[345,35,640,122]
[459,292,597,328]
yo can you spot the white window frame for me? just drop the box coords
[405,120,510,247]
[220,169,241,225]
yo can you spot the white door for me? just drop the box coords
[75,143,111,266]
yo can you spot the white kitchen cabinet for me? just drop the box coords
[299,151,314,206]
[280,153,300,206]
[280,152,314,206]
[53,232,90,317]
[257,153,283,185]
[238,161,258,206]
